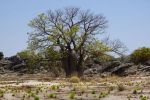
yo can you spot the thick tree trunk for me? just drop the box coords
[76,54,83,76]
[62,45,76,77]
[62,46,84,77]
[62,57,69,76]
[67,51,72,76]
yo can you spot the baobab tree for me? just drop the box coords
[27,7,126,76]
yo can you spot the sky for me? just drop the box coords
[0,0,150,57]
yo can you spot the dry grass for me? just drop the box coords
[0,74,149,100]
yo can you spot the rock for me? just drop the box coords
[138,65,150,72]
[85,59,94,68]
[93,58,101,64]
[83,64,103,75]
[39,66,44,70]
[0,59,12,66]
[5,55,23,67]
[0,55,28,74]
[145,60,150,66]
[124,65,137,75]
[102,61,121,72]
[83,68,92,75]
[0,52,4,60]
[83,68,97,75]
[19,69,28,73]
[41,69,48,73]
[100,72,111,77]
[0,67,5,73]
[12,63,26,71]
[0,59,12,72]
[5,55,27,72]
[111,63,134,76]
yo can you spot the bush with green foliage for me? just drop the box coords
[44,47,61,61]
[94,54,114,64]
[0,52,4,60]
[69,91,76,99]
[17,50,42,73]
[48,93,57,98]
[117,83,125,91]
[130,47,150,64]
[0,89,4,98]
[69,76,80,83]
[139,95,149,100]
[99,92,108,98]
[34,96,40,100]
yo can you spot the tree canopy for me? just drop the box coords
[27,7,126,76]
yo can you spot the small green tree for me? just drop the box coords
[17,50,42,73]
[130,47,150,64]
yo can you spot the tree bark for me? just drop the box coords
[76,53,83,76]
[62,45,75,77]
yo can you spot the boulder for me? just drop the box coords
[0,67,5,73]
[111,63,134,76]
[102,61,121,72]
[83,64,103,75]
[12,62,26,71]
[138,65,150,72]
[5,55,23,67]
[0,55,28,73]
[145,60,150,66]
[0,59,12,70]
[84,68,98,75]
[5,55,27,72]
[19,69,28,73]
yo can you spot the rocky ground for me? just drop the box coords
[0,55,150,100]
[0,73,150,100]
[0,55,150,77]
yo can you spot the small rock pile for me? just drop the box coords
[83,60,150,77]
[0,55,27,74]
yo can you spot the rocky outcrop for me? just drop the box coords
[83,60,150,76]
[145,60,150,66]
[111,63,134,76]
[0,54,150,76]
[102,61,121,72]
[0,55,27,73]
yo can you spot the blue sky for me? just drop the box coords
[0,0,150,57]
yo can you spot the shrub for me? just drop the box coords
[139,95,149,100]
[108,86,115,92]
[69,76,80,83]
[98,55,115,63]
[0,52,4,60]
[0,89,4,96]
[17,50,42,73]
[130,47,150,64]
[50,85,59,90]
[30,92,35,97]
[133,87,141,94]
[69,91,76,99]
[48,93,56,98]
[99,92,108,98]
[34,96,40,100]
[92,90,96,94]
[133,89,137,94]
[0,91,3,98]
[117,83,125,91]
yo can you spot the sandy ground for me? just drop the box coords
[0,73,149,100]
[0,80,59,87]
